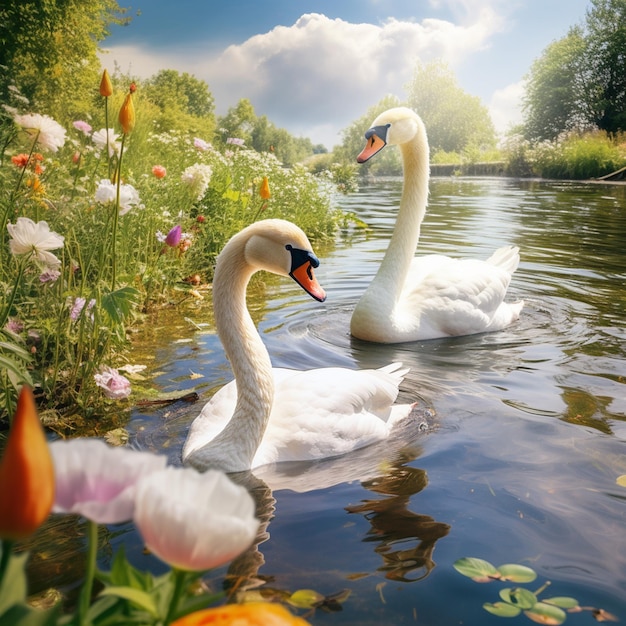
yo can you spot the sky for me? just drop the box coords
[100,0,592,149]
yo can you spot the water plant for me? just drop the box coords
[453,557,618,624]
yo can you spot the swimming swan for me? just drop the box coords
[182,219,415,473]
[350,107,524,343]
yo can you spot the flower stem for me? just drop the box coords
[165,568,187,625]
[0,539,15,588]
[77,519,98,626]
[111,133,127,290]
[0,258,26,329]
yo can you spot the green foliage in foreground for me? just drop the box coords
[0,87,346,421]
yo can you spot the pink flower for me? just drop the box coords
[164,225,182,248]
[69,297,95,321]
[5,318,24,334]
[50,439,167,524]
[94,366,131,399]
[39,268,61,283]
[152,164,167,179]
[193,137,210,151]
[226,137,245,146]
[134,467,258,571]
[73,120,92,135]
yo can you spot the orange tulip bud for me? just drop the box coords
[0,387,54,540]
[171,602,311,626]
[118,88,136,135]
[259,176,271,200]
[100,69,113,97]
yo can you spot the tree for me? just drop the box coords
[215,98,257,147]
[405,61,496,153]
[0,0,129,123]
[522,27,588,141]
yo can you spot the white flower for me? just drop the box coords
[7,217,64,267]
[181,163,213,201]
[134,467,258,571]
[92,128,121,157]
[94,366,132,399]
[13,113,67,152]
[94,179,141,216]
[50,439,168,524]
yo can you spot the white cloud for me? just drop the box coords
[489,81,524,135]
[100,10,507,148]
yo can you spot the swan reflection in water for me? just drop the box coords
[222,446,450,598]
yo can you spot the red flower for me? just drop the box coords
[152,165,167,179]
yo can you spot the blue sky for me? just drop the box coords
[101,0,591,148]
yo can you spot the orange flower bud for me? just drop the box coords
[119,87,136,135]
[171,602,311,626]
[259,176,271,200]
[0,387,54,540]
[100,69,113,97]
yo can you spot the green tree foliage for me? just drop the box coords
[523,0,626,140]
[406,61,496,153]
[0,0,129,123]
[143,69,216,137]
[522,27,587,141]
[334,94,404,175]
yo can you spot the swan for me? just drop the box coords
[350,106,524,343]
[182,219,417,473]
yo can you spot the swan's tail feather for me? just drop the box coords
[487,245,520,274]
[378,362,410,380]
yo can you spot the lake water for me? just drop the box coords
[28,177,626,624]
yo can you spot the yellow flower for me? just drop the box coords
[99,69,113,97]
[259,176,271,200]
[171,602,311,626]
[118,85,136,135]
[0,387,54,540]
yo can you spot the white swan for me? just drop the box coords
[350,107,524,343]
[182,219,416,473]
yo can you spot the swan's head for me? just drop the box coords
[242,219,327,302]
[357,107,425,163]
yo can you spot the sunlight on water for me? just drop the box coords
[28,177,626,624]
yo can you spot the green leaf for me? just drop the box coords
[0,604,59,626]
[499,587,537,610]
[102,287,140,324]
[483,601,521,617]
[0,550,29,616]
[453,557,499,582]
[543,596,579,609]
[99,586,159,617]
[287,589,325,609]
[497,563,537,583]
[524,601,567,625]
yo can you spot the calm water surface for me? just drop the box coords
[32,177,626,624]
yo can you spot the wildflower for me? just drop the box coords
[39,268,61,284]
[13,113,67,152]
[193,137,210,151]
[50,439,167,524]
[94,179,141,216]
[134,467,258,571]
[196,215,206,223]
[118,364,147,375]
[94,366,132,399]
[92,128,121,157]
[69,297,95,321]
[118,86,136,134]
[11,154,30,168]
[259,176,271,200]
[164,225,182,248]
[5,318,24,334]
[226,137,245,146]
[170,602,311,626]
[73,120,92,135]
[181,163,213,201]
[99,69,113,97]
[0,386,55,540]
[7,217,64,267]
[152,164,167,178]
[179,233,192,253]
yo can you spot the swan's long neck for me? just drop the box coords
[371,132,430,301]
[204,238,274,471]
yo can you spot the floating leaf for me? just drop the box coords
[593,608,619,622]
[498,563,538,583]
[499,587,537,610]
[544,596,579,609]
[484,601,521,617]
[616,475,626,488]
[453,557,499,582]
[287,589,324,609]
[524,602,567,625]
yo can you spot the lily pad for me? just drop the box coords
[453,557,499,582]
[483,601,521,617]
[524,601,567,625]
[543,596,579,609]
[287,589,325,609]
[499,587,537,610]
[497,563,538,583]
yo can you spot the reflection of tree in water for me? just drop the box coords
[346,452,450,583]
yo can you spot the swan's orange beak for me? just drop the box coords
[286,245,326,302]
[357,124,390,163]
